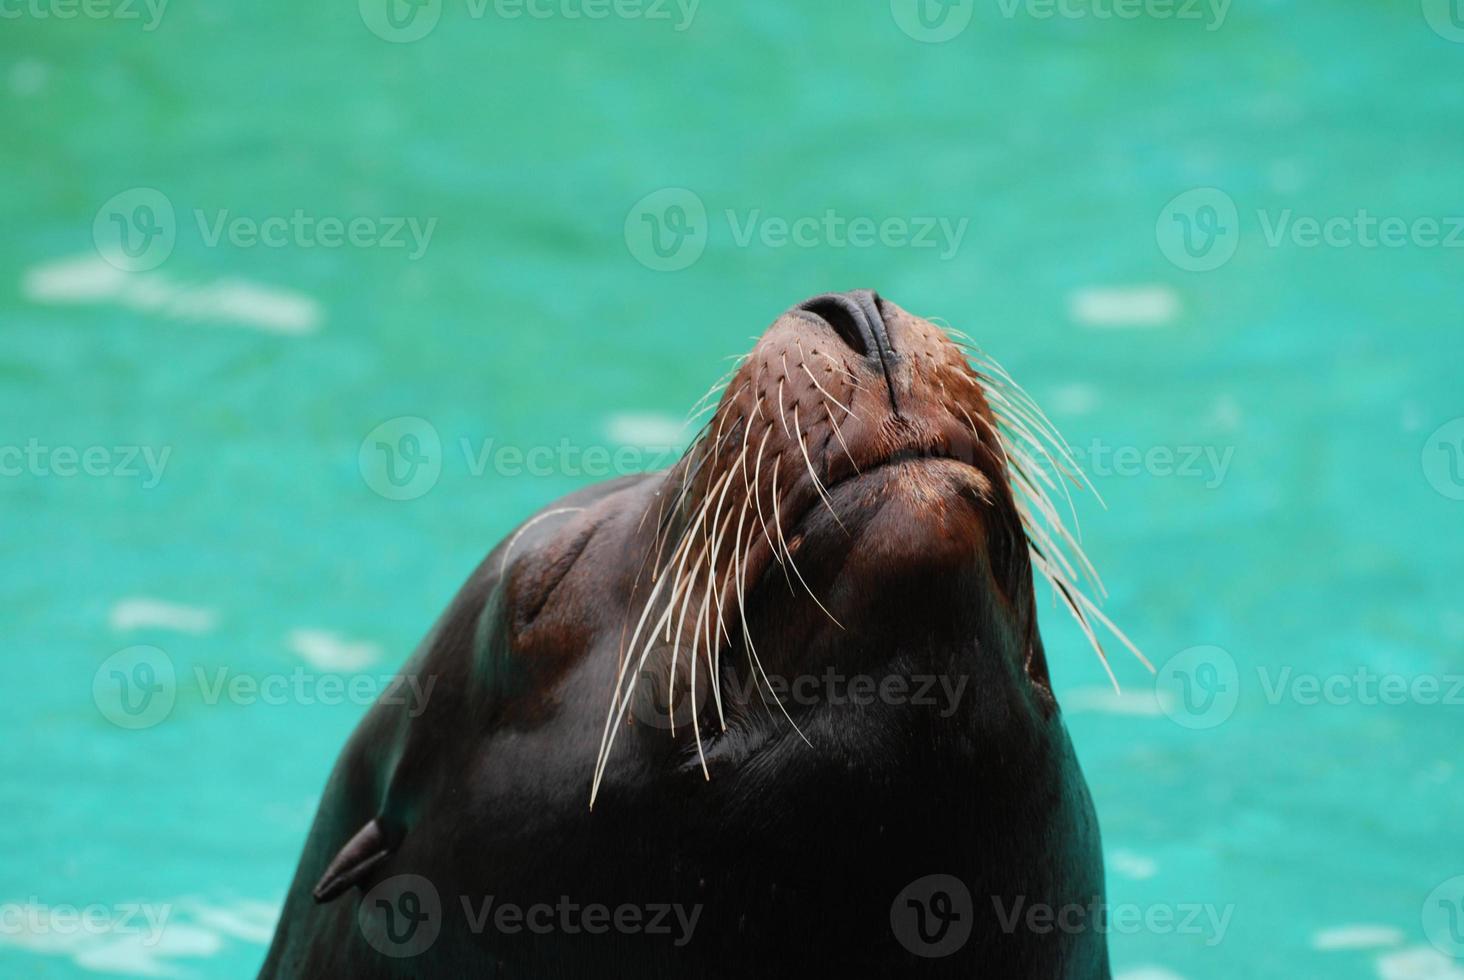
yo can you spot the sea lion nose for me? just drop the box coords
[797,289,902,416]
[797,289,891,359]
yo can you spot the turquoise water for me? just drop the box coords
[3,2,1462,976]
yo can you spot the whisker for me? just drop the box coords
[793,403,845,532]
[809,348,863,388]
[593,462,737,803]
[1030,550,1120,693]
[748,421,781,562]
[770,457,844,629]
[683,355,749,424]
[825,404,859,474]
[499,507,586,576]
[775,378,793,439]
[941,324,1145,689]
[731,506,813,748]
[796,341,859,418]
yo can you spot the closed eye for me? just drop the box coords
[511,516,597,634]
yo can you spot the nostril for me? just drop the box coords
[795,288,903,417]
[797,289,888,359]
[800,294,873,357]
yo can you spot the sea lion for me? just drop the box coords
[260,290,1143,978]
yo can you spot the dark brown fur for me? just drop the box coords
[261,292,1112,979]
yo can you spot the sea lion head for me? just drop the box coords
[274,290,1129,976]
[490,290,1139,801]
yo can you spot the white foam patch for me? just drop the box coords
[1108,850,1159,880]
[9,58,49,97]
[23,254,321,335]
[1313,924,1404,951]
[1062,685,1169,717]
[286,628,380,672]
[1268,159,1307,195]
[1070,286,1179,329]
[1376,947,1464,980]
[184,899,279,946]
[73,925,222,976]
[1116,968,1188,980]
[1047,383,1101,417]
[605,412,689,449]
[109,598,218,635]
[1208,394,1244,432]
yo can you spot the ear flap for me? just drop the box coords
[312,817,401,903]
